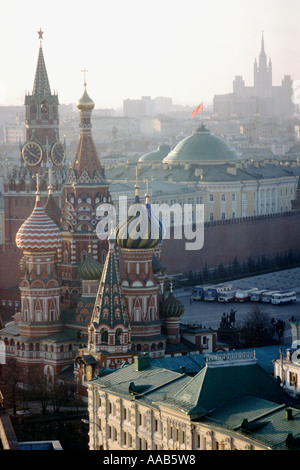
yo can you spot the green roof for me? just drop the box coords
[170,361,287,415]
[163,125,240,164]
[139,144,171,163]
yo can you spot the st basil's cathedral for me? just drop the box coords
[0,31,187,395]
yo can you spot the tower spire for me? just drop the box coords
[67,77,105,184]
[261,30,265,53]
[32,28,51,97]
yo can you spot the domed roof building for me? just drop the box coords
[115,181,165,251]
[139,144,171,163]
[16,188,63,252]
[77,246,103,281]
[77,85,95,112]
[160,289,185,318]
[160,279,184,345]
[163,124,240,165]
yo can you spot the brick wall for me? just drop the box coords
[161,211,300,274]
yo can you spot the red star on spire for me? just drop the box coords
[37,28,44,40]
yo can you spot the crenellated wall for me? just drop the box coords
[161,210,300,274]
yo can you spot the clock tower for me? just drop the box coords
[1,30,64,297]
[21,28,65,170]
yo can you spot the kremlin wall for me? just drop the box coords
[161,209,300,275]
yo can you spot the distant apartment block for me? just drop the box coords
[123,96,172,118]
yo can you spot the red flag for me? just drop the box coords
[191,103,203,118]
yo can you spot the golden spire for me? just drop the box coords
[169,275,173,293]
[88,233,92,253]
[145,179,150,204]
[81,68,88,87]
[48,168,53,194]
[135,166,140,200]
[33,173,40,201]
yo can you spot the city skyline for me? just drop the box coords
[0,0,300,109]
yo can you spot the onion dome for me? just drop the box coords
[115,180,165,250]
[152,254,163,274]
[163,124,240,165]
[16,193,63,252]
[160,281,184,318]
[78,245,103,281]
[77,85,95,112]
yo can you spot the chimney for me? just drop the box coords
[134,353,150,371]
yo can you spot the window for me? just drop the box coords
[232,193,236,201]
[221,194,226,201]
[101,329,108,344]
[210,213,214,221]
[221,212,226,220]
[209,194,214,202]
[290,372,298,386]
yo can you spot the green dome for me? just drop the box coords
[161,292,184,318]
[78,251,103,281]
[139,144,171,163]
[163,125,239,165]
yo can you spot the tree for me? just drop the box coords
[0,358,24,415]
[238,304,275,348]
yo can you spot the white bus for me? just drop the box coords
[250,289,268,302]
[218,290,237,303]
[261,291,281,303]
[271,291,296,305]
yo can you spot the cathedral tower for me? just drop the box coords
[60,78,111,306]
[115,178,166,357]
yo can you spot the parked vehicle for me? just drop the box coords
[191,285,204,300]
[218,290,237,303]
[271,291,296,305]
[250,289,268,301]
[261,291,281,303]
[235,288,258,302]
[204,284,233,301]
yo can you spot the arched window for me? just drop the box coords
[81,250,87,263]
[101,329,108,344]
[115,328,122,345]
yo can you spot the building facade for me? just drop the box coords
[86,352,298,450]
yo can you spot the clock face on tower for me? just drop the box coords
[22,141,43,166]
[51,141,65,166]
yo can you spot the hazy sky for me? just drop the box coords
[1,0,300,109]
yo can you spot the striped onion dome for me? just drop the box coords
[115,190,165,250]
[16,198,63,252]
[152,254,163,274]
[161,291,185,318]
[78,248,103,281]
